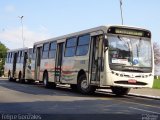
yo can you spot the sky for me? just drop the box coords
[0,0,160,49]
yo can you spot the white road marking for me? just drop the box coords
[129,107,160,114]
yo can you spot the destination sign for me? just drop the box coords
[107,27,151,38]
[115,28,144,36]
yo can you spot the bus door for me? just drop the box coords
[35,47,42,81]
[55,42,64,82]
[22,51,28,79]
[89,35,104,85]
[12,52,18,78]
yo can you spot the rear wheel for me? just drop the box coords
[77,74,96,94]
[111,87,130,96]
[43,72,56,88]
[18,72,25,83]
[8,71,13,81]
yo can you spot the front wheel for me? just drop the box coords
[111,87,130,96]
[77,74,96,94]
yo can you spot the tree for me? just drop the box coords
[153,42,160,65]
[0,42,8,76]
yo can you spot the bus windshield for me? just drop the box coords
[108,35,152,72]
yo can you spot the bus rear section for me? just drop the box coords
[4,48,32,82]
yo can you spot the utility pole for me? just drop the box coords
[18,16,24,48]
[119,0,124,25]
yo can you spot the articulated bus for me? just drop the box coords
[4,47,33,83]
[11,25,154,96]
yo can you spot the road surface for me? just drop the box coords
[0,78,159,120]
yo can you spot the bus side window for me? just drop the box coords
[19,51,22,63]
[32,47,36,60]
[28,48,32,60]
[25,52,28,59]
[9,53,11,63]
[76,34,90,56]
[49,42,56,58]
[10,52,12,63]
[42,43,49,59]
[16,51,18,63]
[7,53,10,63]
[21,51,24,63]
[65,37,77,57]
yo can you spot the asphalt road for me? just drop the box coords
[0,78,160,120]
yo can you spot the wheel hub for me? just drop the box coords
[44,78,47,85]
[81,80,88,90]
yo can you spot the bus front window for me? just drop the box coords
[108,36,152,72]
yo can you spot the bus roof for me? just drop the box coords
[7,47,29,52]
[34,25,151,45]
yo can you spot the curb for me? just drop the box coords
[0,77,8,79]
[128,93,160,100]
[97,89,160,100]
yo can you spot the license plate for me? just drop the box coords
[128,79,137,83]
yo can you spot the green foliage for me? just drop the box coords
[153,79,160,89]
[0,42,8,76]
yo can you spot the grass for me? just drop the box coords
[152,79,160,89]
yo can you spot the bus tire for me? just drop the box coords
[8,71,13,82]
[111,87,130,96]
[77,74,96,94]
[43,72,49,88]
[18,72,25,83]
[43,72,56,88]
